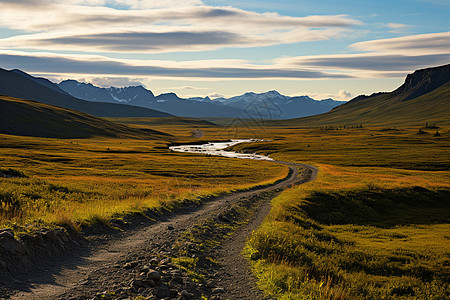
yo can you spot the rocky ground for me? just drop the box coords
[0,162,317,300]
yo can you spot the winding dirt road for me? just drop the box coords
[5,160,317,300]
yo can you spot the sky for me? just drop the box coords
[0,0,449,100]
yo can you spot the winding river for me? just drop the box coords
[169,139,273,161]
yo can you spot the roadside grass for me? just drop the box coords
[0,132,288,232]
[242,126,449,299]
[246,166,449,299]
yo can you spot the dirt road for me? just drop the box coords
[5,161,317,300]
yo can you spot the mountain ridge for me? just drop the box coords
[272,64,450,126]
[58,81,345,119]
[58,80,246,118]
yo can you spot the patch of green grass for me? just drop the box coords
[172,256,205,282]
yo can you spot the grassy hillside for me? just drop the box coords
[272,65,450,127]
[0,95,169,139]
[276,84,449,127]
[0,68,173,118]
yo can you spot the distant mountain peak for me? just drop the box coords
[158,92,177,96]
[265,90,281,95]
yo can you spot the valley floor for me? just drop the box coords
[2,161,315,299]
[1,121,449,300]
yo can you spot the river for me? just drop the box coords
[169,139,273,161]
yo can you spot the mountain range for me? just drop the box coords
[1,64,448,139]
[58,80,246,118]
[211,91,342,119]
[0,68,172,118]
[0,67,344,120]
[58,80,344,119]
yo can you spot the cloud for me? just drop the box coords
[275,32,450,76]
[1,1,443,81]
[174,86,210,90]
[0,51,353,79]
[110,0,203,9]
[209,93,224,98]
[0,4,361,31]
[0,2,361,53]
[304,90,352,101]
[0,0,52,8]
[280,53,450,71]
[89,77,144,87]
[386,23,411,33]
[337,90,353,100]
[0,27,349,53]
[1,30,263,53]
[351,31,450,54]
[387,23,409,29]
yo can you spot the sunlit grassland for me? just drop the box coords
[230,126,449,170]
[240,126,449,299]
[0,131,288,232]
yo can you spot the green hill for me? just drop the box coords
[0,95,171,139]
[273,64,450,127]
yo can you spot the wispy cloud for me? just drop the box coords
[351,31,450,54]
[89,77,145,87]
[305,90,353,101]
[276,32,450,76]
[387,23,409,29]
[386,22,411,33]
[0,0,447,84]
[279,53,450,71]
[173,86,211,90]
[0,1,361,53]
[4,31,256,53]
[0,50,352,79]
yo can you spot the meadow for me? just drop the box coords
[1,116,449,299]
[109,119,450,298]
[0,124,288,232]
[235,126,450,299]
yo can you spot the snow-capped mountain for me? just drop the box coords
[58,80,344,119]
[196,90,344,119]
[59,80,155,104]
[58,80,245,118]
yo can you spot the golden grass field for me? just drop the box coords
[233,125,449,299]
[1,116,449,299]
[0,124,288,232]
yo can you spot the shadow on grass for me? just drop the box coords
[299,187,450,227]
